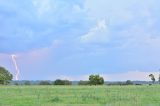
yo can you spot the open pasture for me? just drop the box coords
[0,85,160,106]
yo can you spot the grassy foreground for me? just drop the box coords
[0,85,160,106]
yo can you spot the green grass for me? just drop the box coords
[0,85,160,106]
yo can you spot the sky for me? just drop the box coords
[0,0,160,81]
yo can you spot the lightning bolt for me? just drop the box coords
[11,55,20,80]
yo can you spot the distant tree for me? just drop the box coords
[14,82,19,86]
[0,66,13,85]
[149,74,155,84]
[78,80,90,85]
[107,82,126,86]
[54,79,64,85]
[64,80,72,85]
[126,80,133,85]
[159,69,160,84]
[54,79,71,85]
[117,82,125,85]
[89,74,104,85]
[39,81,51,85]
[24,81,31,85]
[159,74,160,84]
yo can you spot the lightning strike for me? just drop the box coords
[11,55,20,80]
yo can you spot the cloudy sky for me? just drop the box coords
[0,0,160,81]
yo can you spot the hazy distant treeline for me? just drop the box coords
[8,80,155,86]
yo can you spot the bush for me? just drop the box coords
[126,80,133,85]
[107,82,126,86]
[135,84,142,85]
[54,79,72,85]
[39,81,51,85]
[78,80,90,85]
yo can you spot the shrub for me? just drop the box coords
[126,80,133,85]
[54,79,72,85]
[39,81,51,85]
[78,80,90,85]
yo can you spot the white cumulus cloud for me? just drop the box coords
[80,19,109,43]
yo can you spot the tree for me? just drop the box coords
[149,74,155,84]
[63,80,72,85]
[89,74,104,85]
[0,66,13,85]
[39,81,51,85]
[159,74,160,84]
[126,80,133,85]
[54,79,64,85]
[54,79,72,85]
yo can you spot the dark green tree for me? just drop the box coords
[54,79,64,85]
[63,80,72,85]
[126,80,133,85]
[149,74,155,84]
[89,74,104,85]
[39,81,51,85]
[159,74,160,84]
[0,66,13,85]
[54,79,72,85]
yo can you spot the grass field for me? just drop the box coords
[0,85,160,106]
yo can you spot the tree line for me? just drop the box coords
[0,66,135,86]
[1,66,160,86]
[0,66,104,85]
[12,74,104,85]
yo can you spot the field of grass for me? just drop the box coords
[0,85,160,106]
